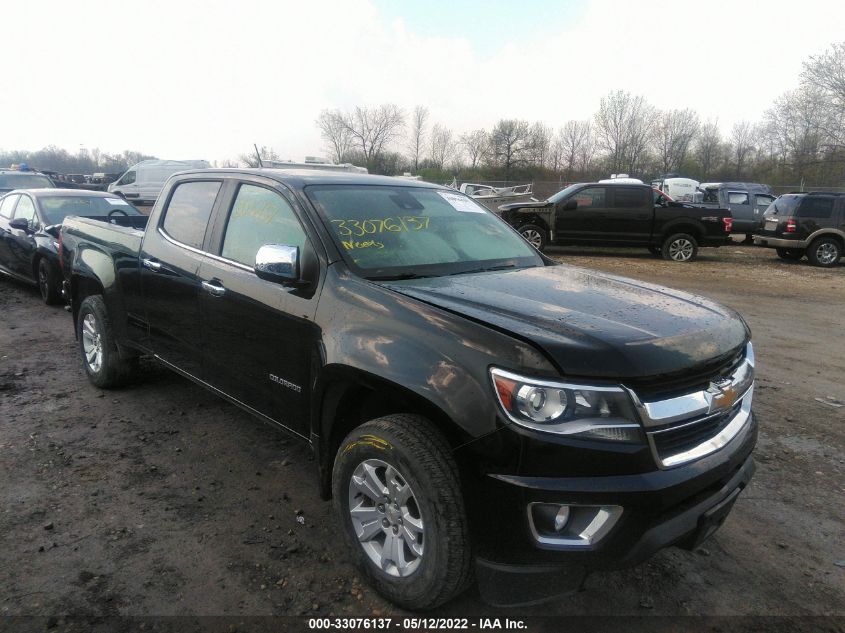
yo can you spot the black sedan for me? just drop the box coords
[0,189,142,304]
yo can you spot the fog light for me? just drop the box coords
[554,506,570,531]
[528,503,623,549]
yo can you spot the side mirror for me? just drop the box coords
[9,218,31,232]
[254,244,306,286]
[562,199,577,211]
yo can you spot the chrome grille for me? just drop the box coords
[628,343,755,469]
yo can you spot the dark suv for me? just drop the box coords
[753,192,845,267]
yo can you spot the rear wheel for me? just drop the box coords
[775,247,805,261]
[37,258,61,305]
[518,224,548,251]
[332,414,472,610]
[806,237,841,267]
[661,233,699,262]
[77,295,137,388]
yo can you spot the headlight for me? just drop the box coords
[490,367,643,442]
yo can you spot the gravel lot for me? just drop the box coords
[1,242,843,624]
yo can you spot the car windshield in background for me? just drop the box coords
[763,195,801,217]
[306,185,543,279]
[39,196,141,225]
[0,174,53,189]
[547,183,584,204]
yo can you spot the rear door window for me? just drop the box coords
[612,187,647,208]
[797,197,834,219]
[221,184,307,267]
[755,194,775,211]
[161,181,222,250]
[727,192,749,205]
[0,194,19,218]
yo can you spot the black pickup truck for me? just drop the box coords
[498,182,732,261]
[60,169,756,609]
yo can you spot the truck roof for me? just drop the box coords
[172,168,445,190]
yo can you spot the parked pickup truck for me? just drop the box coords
[60,169,756,609]
[498,182,732,261]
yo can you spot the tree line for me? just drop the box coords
[316,42,845,187]
[0,146,158,175]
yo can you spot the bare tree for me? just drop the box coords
[459,129,489,169]
[765,88,831,180]
[407,106,429,172]
[329,105,405,171]
[802,41,845,107]
[529,122,553,167]
[316,110,353,164]
[490,119,533,177]
[730,120,754,176]
[428,124,455,170]
[654,109,699,173]
[558,120,592,177]
[594,90,657,174]
[694,119,722,179]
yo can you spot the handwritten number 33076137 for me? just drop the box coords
[331,216,430,237]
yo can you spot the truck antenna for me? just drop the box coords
[253,144,264,168]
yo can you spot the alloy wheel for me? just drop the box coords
[816,242,839,265]
[522,229,543,250]
[669,238,694,261]
[347,458,424,577]
[38,261,49,301]
[81,313,103,373]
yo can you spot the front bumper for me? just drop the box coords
[467,412,757,606]
[754,235,807,248]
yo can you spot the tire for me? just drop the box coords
[661,233,699,262]
[37,258,62,305]
[332,414,472,610]
[806,237,841,268]
[647,246,661,256]
[775,247,805,261]
[518,224,548,251]
[77,295,137,388]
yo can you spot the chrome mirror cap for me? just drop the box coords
[254,244,299,283]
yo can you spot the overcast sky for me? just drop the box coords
[2,0,844,164]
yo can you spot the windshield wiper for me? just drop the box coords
[449,264,519,276]
[365,273,434,281]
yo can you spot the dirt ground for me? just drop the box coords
[1,241,843,626]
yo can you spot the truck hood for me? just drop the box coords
[497,200,553,212]
[383,265,748,379]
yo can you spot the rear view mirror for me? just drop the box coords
[9,218,30,232]
[562,199,577,211]
[255,244,302,286]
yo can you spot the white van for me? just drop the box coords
[108,159,210,204]
[651,177,700,202]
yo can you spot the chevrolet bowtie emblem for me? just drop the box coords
[707,378,738,412]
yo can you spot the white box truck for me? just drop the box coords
[108,159,210,205]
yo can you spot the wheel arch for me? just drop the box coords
[313,367,467,500]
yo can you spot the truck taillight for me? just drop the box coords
[786,218,797,233]
[722,217,733,232]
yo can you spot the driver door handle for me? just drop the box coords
[142,258,162,272]
[201,280,226,297]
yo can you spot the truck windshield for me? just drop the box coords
[763,195,800,217]
[39,196,141,225]
[306,185,543,279]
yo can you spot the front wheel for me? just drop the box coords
[661,233,699,262]
[806,237,841,267]
[77,295,137,388]
[776,247,805,261]
[518,224,548,251]
[37,258,62,305]
[332,415,472,610]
